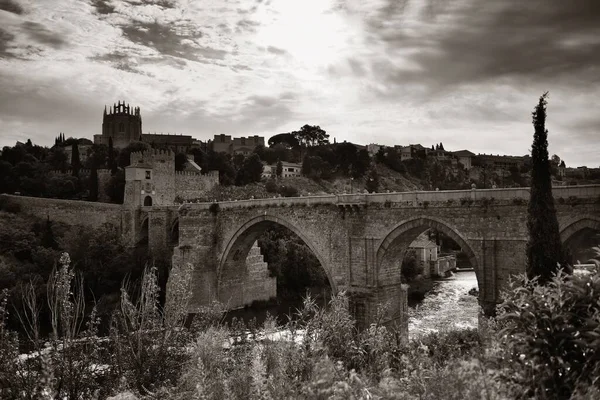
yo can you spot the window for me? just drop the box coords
[144,196,152,206]
[145,171,151,179]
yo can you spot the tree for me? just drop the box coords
[71,143,81,177]
[294,125,329,148]
[268,133,299,149]
[365,165,379,193]
[118,141,150,169]
[106,169,125,203]
[236,154,263,185]
[276,159,283,178]
[108,136,117,174]
[439,142,445,151]
[89,166,98,201]
[175,153,187,171]
[526,93,564,284]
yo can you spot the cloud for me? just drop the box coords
[0,28,16,59]
[21,21,67,49]
[364,0,600,92]
[0,0,24,15]
[89,0,117,15]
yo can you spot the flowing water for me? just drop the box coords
[223,271,480,341]
[408,269,479,339]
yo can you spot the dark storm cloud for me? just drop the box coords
[123,0,177,9]
[368,0,600,91]
[22,21,67,49]
[0,28,16,59]
[121,21,228,61]
[0,0,24,15]
[89,0,116,15]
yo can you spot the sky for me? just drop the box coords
[0,0,598,167]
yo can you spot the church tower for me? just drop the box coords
[94,101,142,148]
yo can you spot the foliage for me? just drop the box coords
[236,153,263,186]
[526,93,564,283]
[276,159,283,178]
[89,166,99,201]
[496,269,600,399]
[106,169,126,203]
[118,141,151,168]
[401,249,423,282]
[175,153,187,171]
[365,165,379,193]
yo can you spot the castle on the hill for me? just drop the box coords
[124,149,219,207]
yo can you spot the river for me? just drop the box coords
[408,269,479,339]
[223,270,480,341]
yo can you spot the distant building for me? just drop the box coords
[209,134,265,155]
[452,150,476,170]
[141,133,193,154]
[399,144,428,161]
[262,164,274,179]
[409,233,456,278]
[280,161,302,177]
[476,153,529,172]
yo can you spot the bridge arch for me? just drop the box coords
[560,216,600,244]
[218,214,335,308]
[560,216,600,264]
[376,216,481,286]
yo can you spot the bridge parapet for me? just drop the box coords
[179,185,600,210]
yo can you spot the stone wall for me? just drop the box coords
[0,194,135,243]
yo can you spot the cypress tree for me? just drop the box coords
[71,143,81,177]
[89,166,98,201]
[108,136,117,174]
[41,217,58,249]
[276,159,283,178]
[526,92,564,284]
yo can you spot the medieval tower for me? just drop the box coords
[94,101,142,148]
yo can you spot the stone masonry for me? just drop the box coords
[172,185,600,336]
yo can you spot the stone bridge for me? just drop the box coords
[3,185,599,335]
[170,185,600,333]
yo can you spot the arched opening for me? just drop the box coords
[561,217,600,267]
[143,196,152,207]
[377,217,481,338]
[137,217,149,246]
[170,219,179,247]
[219,215,333,325]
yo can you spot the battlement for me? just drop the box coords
[175,171,201,176]
[49,168,112,176]
[104,100,140,117]
[130,148,174,166]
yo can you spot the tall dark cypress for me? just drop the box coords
[108,136,117,174]
[89,166,98,201]
[526,92,564,283]
[71,143,81,177]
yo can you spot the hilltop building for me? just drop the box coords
[451,150,476,170]
[94,101,143,148]
[94,101,197,152]
[210,134,265,155]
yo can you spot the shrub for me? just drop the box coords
[265,178,278,193]
[495,269,600,398]
[209,202,220,215]
[278,185,299,198]
[512,197,526,205]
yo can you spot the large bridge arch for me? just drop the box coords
[218,214,336,308]
[560,216,600,244]
[377,215,481,280]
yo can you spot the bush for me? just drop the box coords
[265,178,278,193]
[495,269,600,398]
[278,185,299,198]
